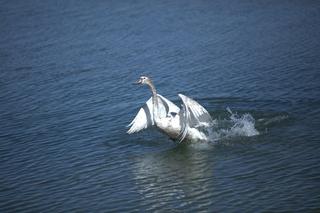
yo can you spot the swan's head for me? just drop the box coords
[135,76,151,85]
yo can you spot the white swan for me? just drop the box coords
[127,76,213,142]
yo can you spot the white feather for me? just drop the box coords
[127,94,180,134]
[178,94,213,142]
[128,94,212,142]
[127,76,212,142]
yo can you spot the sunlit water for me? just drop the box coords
[1,0,320,212]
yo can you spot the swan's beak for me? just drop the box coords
[134,79,142,85]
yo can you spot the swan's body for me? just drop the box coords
[127,76,213,142]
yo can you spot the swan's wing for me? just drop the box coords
[127,97,154,134]
[178,102,189,142]
[127,94,180,134]
[179,94,212,126]
[178,94,213,142]
[157,94,180,116]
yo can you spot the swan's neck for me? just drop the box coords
[146,81,159,122]
[147,81,158,107]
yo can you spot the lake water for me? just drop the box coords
[1,0,320,212]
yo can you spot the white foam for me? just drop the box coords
[205,108,259,142]
[228,112,259,137]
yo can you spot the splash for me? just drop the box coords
[206,107,259,142]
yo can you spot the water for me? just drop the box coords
[1,0,320,212]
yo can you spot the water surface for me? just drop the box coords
[1,0,320,212]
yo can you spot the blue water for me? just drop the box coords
[1,0,320,212]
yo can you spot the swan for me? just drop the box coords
[127,76,213,143]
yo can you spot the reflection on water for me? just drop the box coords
[134,146,214,211]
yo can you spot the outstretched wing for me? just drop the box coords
[178,94,213,142]
[157,94,180,117]
[127,97,154,134]
[127,94,180,134]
